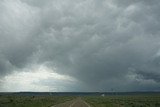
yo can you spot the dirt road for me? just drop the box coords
[51,98,91,107]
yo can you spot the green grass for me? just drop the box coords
[1,94,160,107]
[83,95,160,107]
[0,95,75,107]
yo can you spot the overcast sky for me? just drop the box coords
[0,0,160,92]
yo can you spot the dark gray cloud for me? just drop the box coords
[0,0,160,91]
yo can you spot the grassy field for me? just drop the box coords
[1,94,160,107]
[0,95,75,107]
[83,95,160,107]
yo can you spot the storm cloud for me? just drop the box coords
[0,0,160,92]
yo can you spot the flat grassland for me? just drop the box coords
[0,95,75,107]
[84,95,160,107]
[0,94,160,107]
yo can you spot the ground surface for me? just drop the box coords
[0,96,74,107]
[52,98,91,107]
[1,94,160,107]
[84,95,160,107]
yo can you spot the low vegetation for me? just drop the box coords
[84,95,160,107]
[1,94,160,107]
[0,95,74,107]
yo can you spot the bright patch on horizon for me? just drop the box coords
[0,65,75,92]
